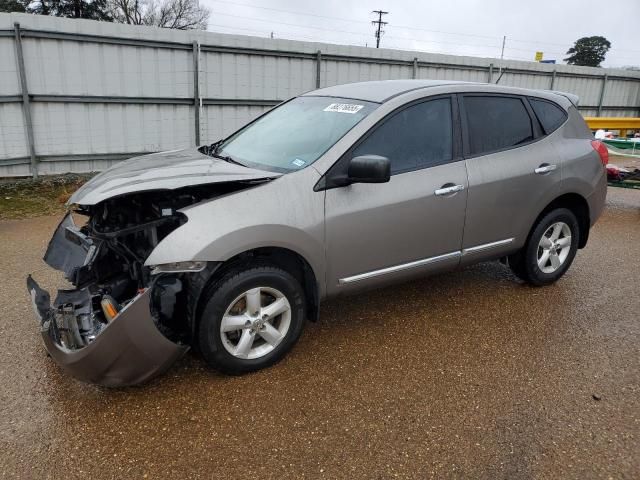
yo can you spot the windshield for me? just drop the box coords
[215,96,378,172]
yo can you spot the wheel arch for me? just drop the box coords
[532,193,591,248]
[187,246,321,342]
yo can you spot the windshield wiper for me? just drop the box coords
[204,139,223,156]
[207,140,246,167]
[212,151,245,167]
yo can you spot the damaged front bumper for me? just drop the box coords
[26,214,188,387]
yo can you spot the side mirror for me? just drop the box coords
[347,155,390,184]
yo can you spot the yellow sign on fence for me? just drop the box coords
[535,51,544,62]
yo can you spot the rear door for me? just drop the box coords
[323,96,468,294]
[459,94,562,264]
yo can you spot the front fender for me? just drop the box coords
[144,169,326,293]
[146,221,325,288]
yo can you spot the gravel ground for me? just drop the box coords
[0,188,638,479]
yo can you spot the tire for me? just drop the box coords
[508,208,580,286]
[197,264,306,375]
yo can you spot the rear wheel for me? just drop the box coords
[198,265,306,374]
[508,208,580,286]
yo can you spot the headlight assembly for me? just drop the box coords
[150,261,207,275]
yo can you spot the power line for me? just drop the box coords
[210,0,371,25]
[209,0,498,41]
[371,10,389,48]
[207,24,631,65]
[381,41,532,62]
[208,11,518,57]
[208,23,358,45]
[211,10,504,52]
[385,34,569,56]
[208,8,638,63]
[210,10,370,38]
[209,0,640,56]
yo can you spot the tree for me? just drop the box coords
[17,0,208,30]
[564,36,611,67]
[27,0,113,20]
[108,0,210,30]
[0,0,27,12]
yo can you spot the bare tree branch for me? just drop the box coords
[108,0,209,30]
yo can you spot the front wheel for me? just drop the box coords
[198,265,306,375]
[508,208,580,286]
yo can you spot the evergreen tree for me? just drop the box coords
[565,36,611,67]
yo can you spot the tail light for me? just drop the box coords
[591,140,609,166]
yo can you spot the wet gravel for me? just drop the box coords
[1,188,638,479]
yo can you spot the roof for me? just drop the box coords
[303,80,577,107]
[303,80,473,103]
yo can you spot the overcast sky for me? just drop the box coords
[200,0,639,68]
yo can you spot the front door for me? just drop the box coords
[323,96,468,294]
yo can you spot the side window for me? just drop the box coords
[463,96,534,156]
[529,98,567,134]
[352,98,453,174]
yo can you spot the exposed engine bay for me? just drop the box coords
[27,180,267,386]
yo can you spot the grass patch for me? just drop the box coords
[0,173,95,220]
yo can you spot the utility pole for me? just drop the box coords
[498,35,506,76]
[371,10,388,48]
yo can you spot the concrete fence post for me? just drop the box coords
[315,50,322,88]
[488,63,494,83]
[412,58,418,79]
[13,23,38,178]
[597,74,608,117]
[192,41,201,146]
[550,69,557,90]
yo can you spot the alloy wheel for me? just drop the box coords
[219,287,291,360]
[537,221,572,274]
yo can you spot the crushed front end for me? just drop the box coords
[25,188,224,387]
[28,275,187,387]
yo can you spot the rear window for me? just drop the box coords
[463,96,534,156]
[529,98,567,134]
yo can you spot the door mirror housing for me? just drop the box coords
[347,155,390,184]
[314,154,391,191]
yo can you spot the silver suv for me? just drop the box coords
[27,80,607,386]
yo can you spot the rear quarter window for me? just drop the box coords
[529,98,568,134]
[463,96,534,156]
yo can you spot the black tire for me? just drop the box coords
[198,265,306,375]
[508,208,580,286]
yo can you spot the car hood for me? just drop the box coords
[68,148,282,205]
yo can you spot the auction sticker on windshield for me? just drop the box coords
[323,103,364,114]
[291,158,306,167]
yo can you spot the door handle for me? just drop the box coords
[435,184,465,196]
[534,164,557,174]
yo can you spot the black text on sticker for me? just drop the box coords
[323,103,364,114]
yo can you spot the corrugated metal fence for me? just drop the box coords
[1,12,639,177]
